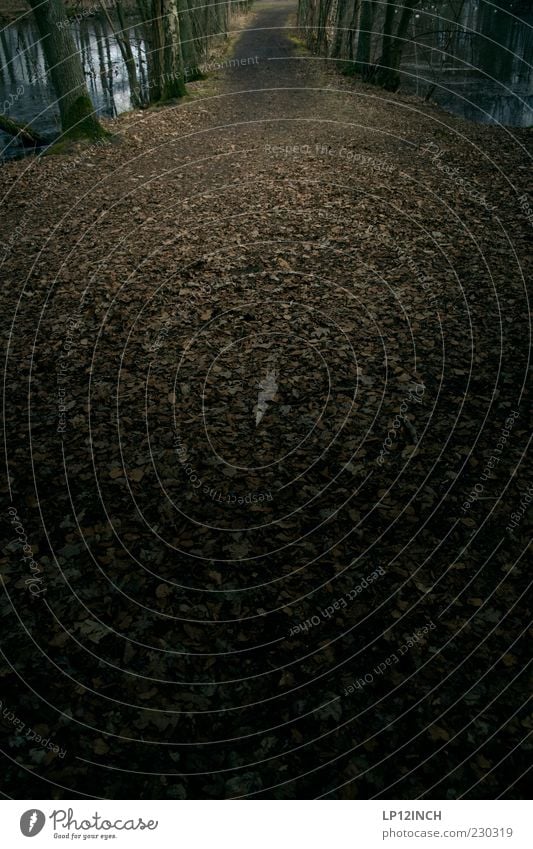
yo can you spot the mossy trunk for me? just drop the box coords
[26,0,107,140]
[316,0,333,53]
[355,0,375,76]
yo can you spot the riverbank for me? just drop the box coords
[0,1,253,158]
[1,0,531,800]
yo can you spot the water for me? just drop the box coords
[0,13,148,159]
[402,1,533,127]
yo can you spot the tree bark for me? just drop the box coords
[316,0,334,53]
[26,0,106,139]
[345,0,361,61]
[181,0,200,81]
[0,113,48,146]
[330,0,348,58]
[374,0,419,90]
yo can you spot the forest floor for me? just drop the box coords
[1,0,532,800]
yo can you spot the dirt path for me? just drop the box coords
[1,0,531,799]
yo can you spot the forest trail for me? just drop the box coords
[1,0,531,799]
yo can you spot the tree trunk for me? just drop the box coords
[0,29,17,86]
[345,0,361,61]
[316,0,334,53]
[116,1,143,106]
[136,0,155,94]
[181,0,200,81]
[26,0,106,139]
[98,0,143,108]
[150,0,186,101]
[381,0,397,55]
[330,0,348,58]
